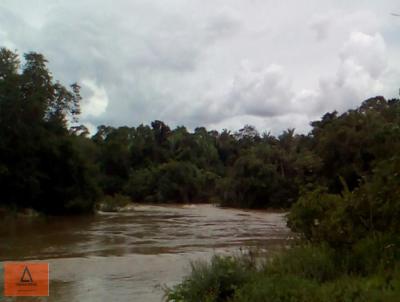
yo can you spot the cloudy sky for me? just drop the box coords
[1,0,400,134]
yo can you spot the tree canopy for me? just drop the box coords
[0,48,99,214]
[1,48,399,218]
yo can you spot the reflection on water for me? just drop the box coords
[0,204,290,301]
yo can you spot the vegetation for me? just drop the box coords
[1,47,400,209]
[165,96,400,300]
[0,48,100,214]
[166,236,400,302]
[1,47,399,299]
[89,96,400,212]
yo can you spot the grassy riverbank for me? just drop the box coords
[165,236,400,302]
[165,154,400,301]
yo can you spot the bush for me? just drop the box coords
[233,275,318,302]
[124,161,218,203]
[156,161,203,203]
[287,188,348,244]
[165,255,256,302]
[288,157,400,247]
[124,167,158,202]
[317,273,400,302]
[219,148,299,209]
[346,234,400,275]
[266,244,337,282]
[166,248,400,302]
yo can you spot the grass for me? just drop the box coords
[164,235,400,302]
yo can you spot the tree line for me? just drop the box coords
[1,48,400,215]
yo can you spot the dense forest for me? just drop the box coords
[165,97,400,301]
[1,48,400,300]
[1,48,400,216]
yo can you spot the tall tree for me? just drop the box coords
[0,48,99,214]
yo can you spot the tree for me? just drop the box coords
[0,48,99,214]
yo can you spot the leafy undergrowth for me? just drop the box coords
[165,236,400,302]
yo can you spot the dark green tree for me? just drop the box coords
[0,48,99,214]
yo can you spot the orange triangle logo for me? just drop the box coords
[20,266,33,283]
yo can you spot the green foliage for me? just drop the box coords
[92,122,225,204]
[124,167,158,202]
[346,234,400,275]
[168,138,400,302]
[220,144,299,208]
[288,156,400,246]
[124,161,219,203]
[0,48,100,214]
[2,46,400,301]
[156,161,203,202]
[233,275,318,302]
[218,129,320,208]
[234,272,400,302]
[266,244,337,282]
[89,94,400,210]
[2,46,400,229]
[287,188,349,244]
[166,241,400,302]
[310,97,400,193]
[165,255,256,302]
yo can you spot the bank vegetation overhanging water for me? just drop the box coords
[0,204,291,302]
[1,48,400,301]
[1,48,400,215]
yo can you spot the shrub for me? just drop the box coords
[288,159,400,247]
[287,188,348,244]
[156,161,203,203]
[317,273,400,302]
[233,275,318,302]
[166,245,400,302]
[124,167,158,202]
[165,255,256,302]
[265,244,337,282]
[345,234,400,275]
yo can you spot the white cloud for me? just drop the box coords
[208,113,312,136]
[226,63,293,117]
[80,79,109,118]
[340,32,387,79]
[1,0,399,134]
[309,15,332,41]
[191,30,394,130]
[315,31,389,112]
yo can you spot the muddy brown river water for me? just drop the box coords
[0,204,290,301]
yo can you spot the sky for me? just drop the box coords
[1,0,400,134]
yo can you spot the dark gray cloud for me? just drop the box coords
[1,0,399,134]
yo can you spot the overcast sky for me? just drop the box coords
[1,0,400,134]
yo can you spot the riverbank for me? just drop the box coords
[0,204,291,301]
[97,194,289,214]
[166,236,400,302]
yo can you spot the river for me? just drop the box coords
[0,204,290,301]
